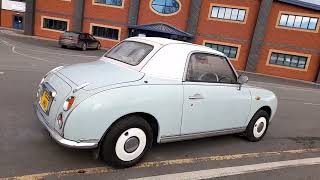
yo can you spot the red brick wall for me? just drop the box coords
[137,0,191,31]
[0,10,25,28]
[82,0,129,48]
[34,0,74,39]
[256,1,320,81]
[195,0,261,70]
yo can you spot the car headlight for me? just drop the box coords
[63,96,75,111]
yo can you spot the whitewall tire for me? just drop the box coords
[115,128,147,162]
[101,116,153,168]
[245,110,270,142]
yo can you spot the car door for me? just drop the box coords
[88,34,99,48]
[83,34,93,48]
[181,52,251,135]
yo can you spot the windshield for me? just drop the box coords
[105,41,154,66]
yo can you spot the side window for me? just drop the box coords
[89,35,95,40]
[79,34,86,39]
[186,53,237,84]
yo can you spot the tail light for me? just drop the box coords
[63,96,75,111]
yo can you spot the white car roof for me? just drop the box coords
[125,37,226,57]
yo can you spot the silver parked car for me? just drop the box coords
[35,37,278,168]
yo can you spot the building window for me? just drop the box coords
[279,13,319,30]
[205,42,239,60]
[210,5,247,22]
[92,25,120,40]
[269,52,308,69]
[42,18,68,31]
[94,0,122,7]
[151,0,181,15]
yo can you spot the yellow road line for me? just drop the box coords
[2,147,320,180]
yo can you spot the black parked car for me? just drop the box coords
[59,31,101,51]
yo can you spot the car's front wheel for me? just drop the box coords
[101,116,153,168]
[245,110,269,142]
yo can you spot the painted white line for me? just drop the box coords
[133,157,320,180]
[304,102,320,106]
[12,46,66,65]
[0,38,100,58]
[249,81,319,93]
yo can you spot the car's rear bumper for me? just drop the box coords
[59,40,80,48]
[34,103,98,149]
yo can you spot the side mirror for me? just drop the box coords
[237,75,249,85]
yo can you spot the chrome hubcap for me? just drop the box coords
[253,117,267,138]
[124,136,140,153]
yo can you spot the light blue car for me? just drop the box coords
[35,37,278,168]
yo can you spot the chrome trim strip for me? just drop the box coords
[73,82,90,93]
[160,127,246,143]
[34,103,98,149]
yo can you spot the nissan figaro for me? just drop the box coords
[35,37,278,168]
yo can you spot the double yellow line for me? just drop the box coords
[3,147,320,180]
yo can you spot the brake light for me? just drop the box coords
[63,96,75,111]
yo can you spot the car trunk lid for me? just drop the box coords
[57,60,144,90]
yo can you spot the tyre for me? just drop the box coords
[101,116,153,168]
[61,45,67,48]
[96,43,101,50]
[244,110,269,142]
[81,43,87,51]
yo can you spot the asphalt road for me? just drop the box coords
[0,31,319,180]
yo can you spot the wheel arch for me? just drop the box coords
[98,112,160,148]
[258,106,272,120]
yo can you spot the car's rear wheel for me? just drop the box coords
[81,43,87,51]
[101,116,153,168]
[245,110,269,142]
[61,45,67,48]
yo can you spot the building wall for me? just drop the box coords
[256,1,320,81]
[0,0,26,29]
[0,9,24,28]
[34,0,74,39]
[195,0,261,70]
[137,0,191,31]
[82,0,130,48]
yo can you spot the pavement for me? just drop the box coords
[0,30,319,180]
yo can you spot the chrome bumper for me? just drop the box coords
[34,103,98,149]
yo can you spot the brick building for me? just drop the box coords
[0,0,25,30]
[1,0,319,83]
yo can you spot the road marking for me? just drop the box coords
[2,148,320,180]
[304,102,320,106]
[133,157,320,180]
[12,46,65,65]
[249,81,319,93]
[0,38,100,58]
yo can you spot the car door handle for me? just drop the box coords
[188,94,204,100]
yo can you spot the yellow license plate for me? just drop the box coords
[40,90,51,112]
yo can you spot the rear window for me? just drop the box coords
[63,32,79,38]
[105,41,153,66]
